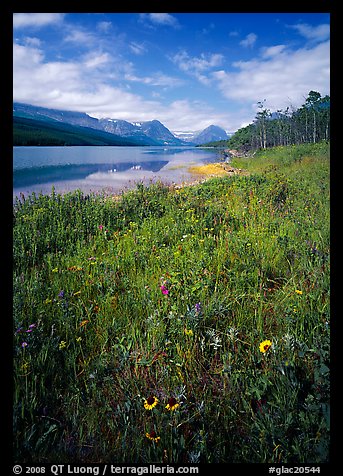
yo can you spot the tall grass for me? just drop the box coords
[13,142,330,463]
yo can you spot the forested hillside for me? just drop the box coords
[13,116,148,146]
[204,91,330,151]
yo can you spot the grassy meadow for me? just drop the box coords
[13,142,330,464]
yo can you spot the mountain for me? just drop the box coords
[172,125,230,145]
[13,116,146,147]
[139,120,181,145]
[191,125,228,145]
[98,118,181,145]
[13,103,184,146]
[13,102,100,129]
[13,103,231,147]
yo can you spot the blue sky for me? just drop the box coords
[13,12,330,133]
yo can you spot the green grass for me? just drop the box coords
[13,142,330,464]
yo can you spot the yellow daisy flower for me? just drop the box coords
[144,395,159,410]
[165,397,179,411]
[145,430,160,442]
[259,340,272,353]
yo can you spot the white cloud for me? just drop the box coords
[22,36,42,47]
[171,50,224,85]
[240,33,257,48]
[83,51,110,69]
[129,42,147,55]
[261,44,287,58]
[13,41,227,131]
[63,28,97,46]
[140,13,180,28]
[96,21,112,33]
[124,71,184,88]
[13,13,64,29]
[212,40,330,112]
[288,23,330,42]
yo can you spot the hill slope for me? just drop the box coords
[13,102,184,145]
[13,116,155,146]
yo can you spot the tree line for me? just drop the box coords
[226,91,330,152]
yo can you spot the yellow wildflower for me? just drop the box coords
[259,340,272,353]
[145,430,160,442]
[165,397,179,411]
[144,395,159,410]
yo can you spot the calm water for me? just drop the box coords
[13,146,221,198]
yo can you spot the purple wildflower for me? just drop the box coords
[195,302,201,313]
[58,290,65,298]
[160,285,169,295]
[21,342,28,348]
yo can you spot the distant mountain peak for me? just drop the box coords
[189,124,228,145]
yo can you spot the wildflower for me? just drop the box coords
[21,342,28,348]
[76,337,82,343]
[21,362,29,372]
[80,320,89,328]
[160,285,169,295]
[99,225,104,230]
[259,340,272,353]
[144,395,159,410]
[68,265,83,271]
[59,341,67,350]
[145,430,160,442]
[195,302,201,314]
[52,267,58,273]
[26,323,37,333]
[165,397,179,411]
[209,336,222,350]
[295,289,303,295]
[58,290,65,298]
[184,328,193,337]
[227,326,239,342]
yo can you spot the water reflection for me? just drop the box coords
[13,160,168,188]
[13,145,221,197]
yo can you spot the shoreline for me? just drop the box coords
[13,162,248,203]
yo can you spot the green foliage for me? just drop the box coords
[13,143,330,463]
[203,91,330,151]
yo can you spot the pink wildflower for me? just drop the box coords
[160,285,169,295]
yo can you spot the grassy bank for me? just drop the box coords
[13,142,330,464]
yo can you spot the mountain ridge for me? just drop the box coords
[13,102,229,146]
[13,116,151,147]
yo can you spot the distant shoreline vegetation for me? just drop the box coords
[201,91,330,151]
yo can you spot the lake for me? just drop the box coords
[13,146,222,199]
